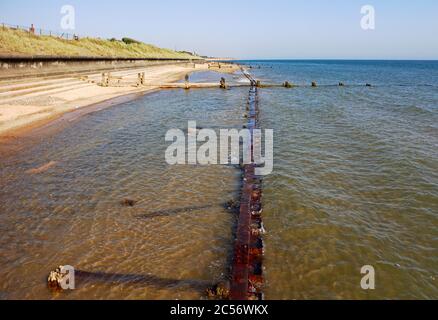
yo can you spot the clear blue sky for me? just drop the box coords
[1,0,437,59]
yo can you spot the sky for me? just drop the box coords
[1,0,437,59]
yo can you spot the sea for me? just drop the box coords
[0,60,437,299]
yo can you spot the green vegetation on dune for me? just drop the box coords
[0,27,198,59]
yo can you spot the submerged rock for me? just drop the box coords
[225,200,240,213]
[121,199,137,207]
[26,161,57,175]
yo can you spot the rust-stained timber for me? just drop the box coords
[230,75,264,300]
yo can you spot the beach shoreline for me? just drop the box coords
[0,62,240,154]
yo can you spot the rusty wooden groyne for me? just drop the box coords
[229,74,264,300]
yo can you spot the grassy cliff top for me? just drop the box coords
[0,27,198,59]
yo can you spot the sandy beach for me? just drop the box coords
[0,62,240,138]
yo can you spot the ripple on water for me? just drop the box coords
[1,61,438,299]
[0,88,246,299]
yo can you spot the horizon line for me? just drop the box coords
[226,58,438,61]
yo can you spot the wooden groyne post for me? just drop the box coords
[229,74,264,300]
[220,77,227,89]
[101,72,110,87]
[137,72,145,86]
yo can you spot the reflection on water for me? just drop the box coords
[0,61,437,300]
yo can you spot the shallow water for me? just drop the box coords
[243,60,438,299]
[0,87,246,299]
[1,61,437,299]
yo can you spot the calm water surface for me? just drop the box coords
[1,61,437,299]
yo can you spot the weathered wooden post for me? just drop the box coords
[220,77,226,89]
[101,73,110,87]
[184,73,190,90]
[137,72,145,85]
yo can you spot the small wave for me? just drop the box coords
[404,105,435,115]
